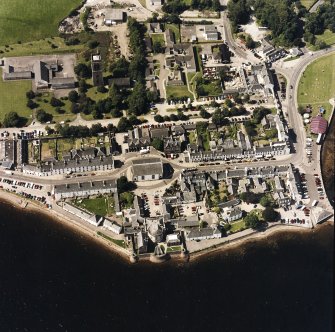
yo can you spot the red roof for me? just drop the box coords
[310,116,328,134]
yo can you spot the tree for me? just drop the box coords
[200,108,211,119]
[153,41,164,53]
[74,63,92,79]
[26,90,35,99]
[27,99,38,109]
[50,97,64,107]
[128,81,148,116]
[152,138,164,151]
[2,112,21,128]
[240,192,260,204]
[212,109,229,126]
[245,214,260,229]
[109,84,122,109]
[68,90,79,103]
[154,114,164,123]
[117,117,132,132]
[36,109,52,123]
[260,196,273,208]
[262,207,279,222]
[120,192,134,208]
[117,176,136,193]
[87,40,99,49]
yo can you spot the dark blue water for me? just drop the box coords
[0,201,333,332]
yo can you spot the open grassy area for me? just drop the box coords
[74,196,115,217]
[0,0,82,46]
[197,80,223,97]
[166,246,182,252]
[151,33,165,46]
[230,220,246,233]
[315,29,335,47]
[166,85,193,99]
[0,37,84,57]
[0,70,33,123]
[298,53,335,119]
[165,24,181,43]
[300,0,317,10]
[97,232,125,248]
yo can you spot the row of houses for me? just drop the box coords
[186,140,290,162]
[53,179,117,201]
[23,155,114,176]
[23,146,115,176]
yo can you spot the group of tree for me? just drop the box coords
[162,0,220,14]
[228,0,302,46]
[154,111,189,123]
[35,109,53,123]
[1,112,25,128]
[151,138,164,151]
[126,18,150,115]
[244,214,261,229]
[239,191,261,204]
[304,2,335,49]
[227,0,251,32]
[54,122,116,138]
[117,176,137,193]
[250,0,302,46]
[252,107,272,124]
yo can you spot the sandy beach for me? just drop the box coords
[0,189,333,264]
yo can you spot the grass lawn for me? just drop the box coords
[166,85,193,99]
[198,80,223,97]
[298,53,335,120]
[75,196,115,217]
[166,246,182,252]
[230,220,246,233]
[0,0,82,46]
[0,37,84,57]
[151,33,165,46]
[315,29,335,46]
[0,70,33,123]
[300,0,317,10]
[165,24,181,43]
[97,232,125,248]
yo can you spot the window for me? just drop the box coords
[152,175,155,179]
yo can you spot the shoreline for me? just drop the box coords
[0,190,129,261]
[1,189,333,264]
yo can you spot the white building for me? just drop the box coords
[62,202,104,226]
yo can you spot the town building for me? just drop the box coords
[186,227,221,241]
[103,9,125,25]
[130,158,164,182]
[53,180,117,201]
[91,54,104,86]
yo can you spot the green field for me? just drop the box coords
[0,70,33,123]
[166,85,193,99]
[298,53,335,119]
[230,220,246,233]
[300,0,317,10]
[151,33,165,46]
[74,196,115,217]
[0,37,84,57]
[165,24,181,43]
[0,0,82,46]
[315,30,335,47]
